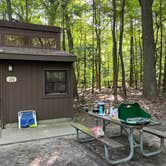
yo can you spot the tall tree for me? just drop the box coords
[139,30,143,86]
[6,0,12,21]
[92,0,102,90]
[96,0,101,90]
[61,0,66,51]
[134,34,139,89]
[61,0,74,54]
[118,0,127,97]
[139,0,158,98]
[91,0,95,93]
[112,0,118,100]
[129,18,135,87]
[163,39,166,93]
[158,0,163,91]
[83,34,87,91]
[61,0,78,97]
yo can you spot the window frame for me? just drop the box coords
[44,69,68,96]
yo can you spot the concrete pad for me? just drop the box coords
[0,118,75,145]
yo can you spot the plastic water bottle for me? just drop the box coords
[99,105,103,115]
[98,101,104,115]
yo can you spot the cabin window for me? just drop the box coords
[45,70,68,95]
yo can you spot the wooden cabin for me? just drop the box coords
[0,20,76,127]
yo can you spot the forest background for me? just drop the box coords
[0,0,166,100]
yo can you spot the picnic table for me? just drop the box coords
[72,111,164,165]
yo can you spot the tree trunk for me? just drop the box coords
[134,35,138,89]
[83,34,87,91]
[62,1,77,97]
[129,18,134,87]
[62,19,66,51]
[118,0,127,97]
[139,32,143,86]
[112,0,118,100]
[64,14,74,54]
[154,13,159,66]
[25,0,29,22]
[62,6,74,53]
[91,0,95,93]
[61,1,66,51]
[6,0,12,21]
[158,0,163,91]
[65,22,77,97]
[94,0,101,91]
[139,0,158,98]
[163,56,166,93]
[163,39,166,93]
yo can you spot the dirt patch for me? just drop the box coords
[0,135,166,166]
[0,136,108,166]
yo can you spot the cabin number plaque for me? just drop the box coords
[6,76,17,83]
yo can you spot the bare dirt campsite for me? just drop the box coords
[0,135,165,166]
[0,89,166,166]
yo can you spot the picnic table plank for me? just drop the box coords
[143,126,166,138]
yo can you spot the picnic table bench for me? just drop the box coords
[143,126,166,138]
[141,126,166,157]
[71,122,126,165]
[71,122,123,148]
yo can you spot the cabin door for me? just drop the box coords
[5,62,33,123]
[5,63,20,123]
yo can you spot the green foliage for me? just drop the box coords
[0,0,165,90]
[0,0,7,20]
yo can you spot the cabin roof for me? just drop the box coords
[0,46,76,62]
[0,20,61,33]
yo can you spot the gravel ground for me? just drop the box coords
[0,135,108,166]
[0,135,166,166]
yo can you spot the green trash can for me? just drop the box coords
[118,103,151,125]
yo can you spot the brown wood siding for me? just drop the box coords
[0,63,2,123]
[0,63,7,126]
[0,60,73,123]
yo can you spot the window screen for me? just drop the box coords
[45,70,68,95]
